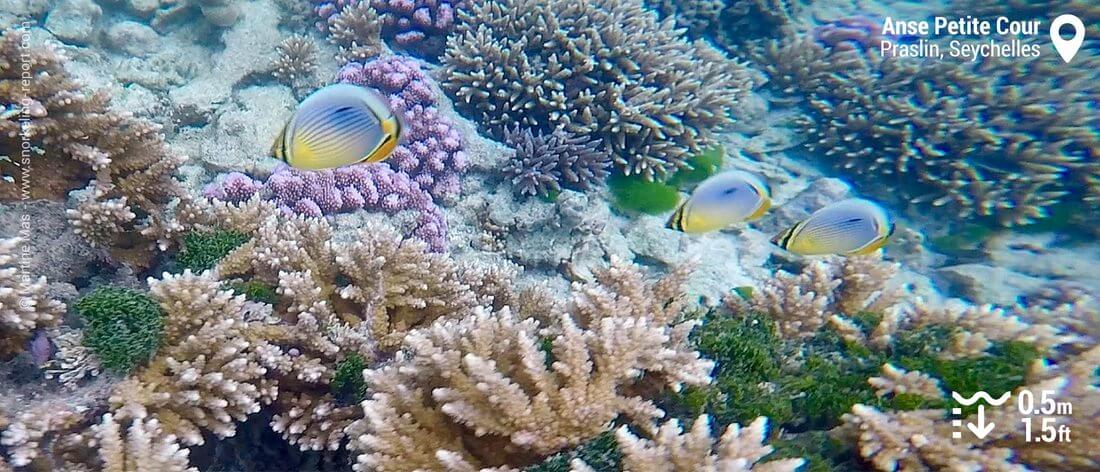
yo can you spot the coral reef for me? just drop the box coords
[501,126,612,199]
[309,0,465,57]
[571,416,804,471]
[0,238,65,360]
[326,1,384,62]
[646,0,800,51]
[271,34,320,94]
[203,165,449,251]
[92,410,197,472]
[732,253,907,339]
[0,30,186,268]
[756,35,1100,227]
[371,0,466,56]
[336,56,468,200]
[442,0,752,180]
[345,259,713,471]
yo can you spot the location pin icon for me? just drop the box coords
[1050,14,1085,63]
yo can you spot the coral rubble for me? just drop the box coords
[442,0,752,180]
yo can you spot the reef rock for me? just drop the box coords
[43,0,102,44]
[105,21,161,56]
[174,85,295,175]
[168,0,281,121]
[936,263,1048,306]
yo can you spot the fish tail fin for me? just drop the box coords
[666,203,686,232]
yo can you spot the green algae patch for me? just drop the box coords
[667,145,725,188]
[526,430,621,472]
[178,230,251,272]
[76,287,165,373]
[331,354,369,405]
[608,174,681,215]
[227,280,278,305]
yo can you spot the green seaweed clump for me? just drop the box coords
[227,280,278,305]
[607,174,681,215]
[767,431,859,472]
[331,354,369,405]
[177,230,251,272]
[75,287,166,373]
[667,145,725,188]
[526,430,621,472]
[671,310,1041,469]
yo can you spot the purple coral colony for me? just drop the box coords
[1,0,1098,471]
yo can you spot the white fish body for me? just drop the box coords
[667,170,771,233]
[773,198,894,256]
[271,83,401,170]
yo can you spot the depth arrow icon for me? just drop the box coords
[967,405,995,439]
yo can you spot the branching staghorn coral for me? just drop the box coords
[838,346,1099,471]
[327,2,384,62]
[442,0,752,180]
[756,35,1100,227]
[570,415,804,472]
[729,253,908,339]
[91,409,197,472]
[0,238,65,360]
[107,270,282,447]
[0,30,186,268]
[272,34,320,94]
[502,126,612,198]
[647,0,800,51]
[346,258,713,471]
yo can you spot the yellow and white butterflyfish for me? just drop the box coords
[666,170,772,233]
[271,83,402,170]
[772,198,895,256]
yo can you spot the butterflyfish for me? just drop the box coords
[271,83,401,170]
[666,170,772,233]
[772,198,895,256]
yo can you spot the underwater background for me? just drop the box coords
[0,0,1097,470]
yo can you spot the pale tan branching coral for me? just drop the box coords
[0,400,93,468]
[867,364,944,401]
[840,405,1024,471]
[91,409,197,472]
[907,299,1069,357]
[347,260,713,471]
[328,2,384,62]
[571,416,803,472]
[756,35,1100,227]
[107,271,283,447]
[732,253,907,339]
[0,30,186,268]
[272,34,320,92]
[443,0,752,180]
[839,346,1100,471]
[0,238,65,360]
[44,328,103,387]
